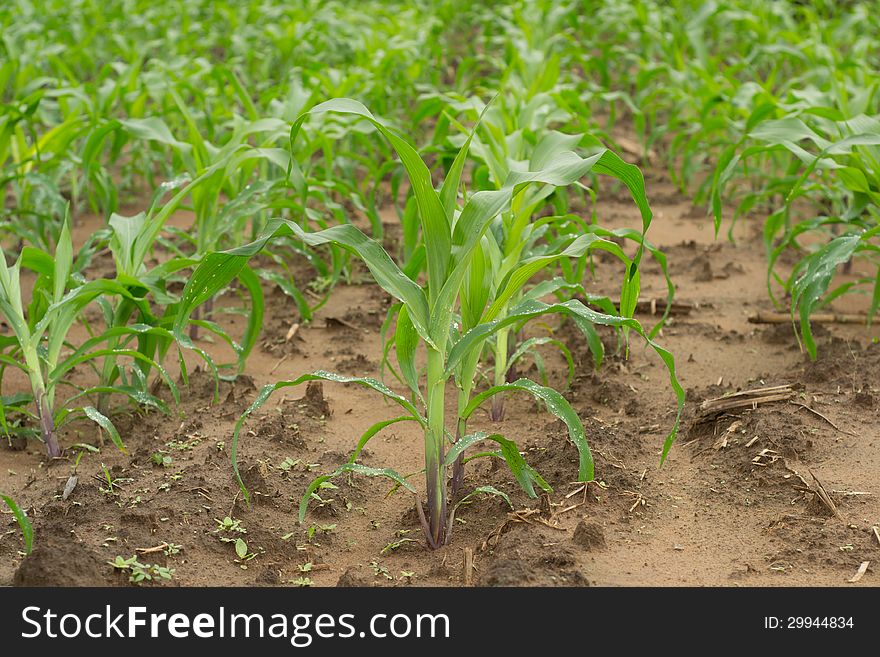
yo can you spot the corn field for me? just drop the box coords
[0,0,878,589]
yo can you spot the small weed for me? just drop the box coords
[108,555,175,585]
[370,560,392,580]
[380,537,417,555]
[151,452,173,467]
[214,516,246,534]
[278,457,300,472]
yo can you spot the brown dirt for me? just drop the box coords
[2,172,879,588]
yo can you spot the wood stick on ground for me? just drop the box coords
[565,484,587,499]
[270,354,289,375]
[748,311,868,325]
[809,470,843,520]
[848,561,869,583]
[700,384,794,415]
[790,401,858,436]
[462,547,474,586]
[510,508,568,531]
[325,316,361,331]
[873,526,880,547]
[620,299,696,316]
[782,459,811,489]
[481,520,510,552]
[555,503,584,516]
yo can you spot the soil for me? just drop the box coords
[2,165,879,588]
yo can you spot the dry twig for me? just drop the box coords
[790,401,857,436]
[462,547,474,586]
[270,354,289,375]
[848,561,869,583]
[749,311,867,325]
[808,470,843,520]
[699,384,794,416]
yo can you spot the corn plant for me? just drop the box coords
[82,100,352,332]
[0,89,85,251]
[712,111,880,358]
[0,215,179,457]
[100,178,265,379]
[422,95,675,424]
[423,112,675,489]
[178,99,684,548]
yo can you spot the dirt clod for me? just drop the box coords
[853,391,874,408]
[572,520,606,551]
[13,534,111,587]
[302,381,332,418]
[336,566,371,587]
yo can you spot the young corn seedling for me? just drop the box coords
[0,89,84,251]
[82,101,300,338]
[430,97,675,424]
[179,98,684,548]
[1,492,33,554]
[413,99,675,489]
[0,214,179,457]
[712,110,880,357]
[413,93,672,460]
[83,126,303,373]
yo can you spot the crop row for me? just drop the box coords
[1,0,877,551]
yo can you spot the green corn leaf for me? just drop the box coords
[508,337,575,387]
[444,431,550,498]
[484,233,628,321]
[432,188,511,343]
[258,269,313,322]
[108,212,147,277]
[67,385,169,415]
[348,415,421,465]
[299,463,416,523]
[234,264,264,369]
[291,99,450,307]
[394,305,421,399]
[461,237,491,330]
[439,115,479,218]
[0,354,29,373]
[49,347,177,400]
[231,372,426,503]
[448,298,685,462]
[463,379,592,482]
[118,117,191,151]
[453,485,513,511]
[175,219,431,348]
[1,493,33,554]
[791,234,862,360]
[53,212,73,305]
[570,313,606,369]
[81,406,125,452]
